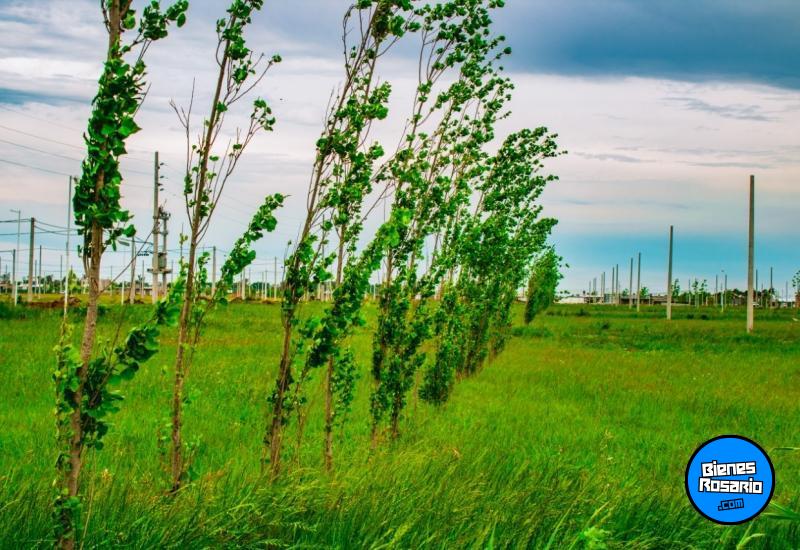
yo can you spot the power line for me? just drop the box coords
[0,157,72,176]
[0,104,85,132]
[0,137,83,163]
[0,119,155,164]
[0,123,84,150]
[0,138,154,177]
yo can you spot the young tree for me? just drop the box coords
[422,128,560,403]
[524,247,562,324]
[460,130,558,370]
[167,0,282,492]
[53,2,188,547]
[369,0,514,440]
[303,0,510,466]
[264,0,417,478]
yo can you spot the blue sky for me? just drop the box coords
[0,0,798,294]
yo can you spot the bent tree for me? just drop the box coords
[264,0,417,478]
[368,0,513,442]
[423,128,560,406]
[524,246,563,324]
[168,0,282,492]
[53,1,188,548]
[300,0,503,468]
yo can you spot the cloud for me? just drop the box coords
[0,87,83,105]
[572,151,653,164]
[495,0,800,90]
[664,97,774,121]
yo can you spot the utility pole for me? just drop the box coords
[10,249,15,304]
[37,245,42,295]
[722,272,727,313]
[746,175,755,333]
[769,266,773,309]
[27,217,35,303]
[11,209,21,306]
[273,256,278,299]
[714,274,718,307]
[628,257,633,309]
[152,151,160,303]
[608,267,612,303]
[611,266,615,304]
[666,225,673,320]
[636,252,642,313]
[615,263,620,304]
[601,272,605,303]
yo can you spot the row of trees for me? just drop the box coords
[53,0,560,547]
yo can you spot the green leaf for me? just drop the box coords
[122,12,136,30]
[119,117,141,138]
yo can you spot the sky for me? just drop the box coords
[0,0,798,294]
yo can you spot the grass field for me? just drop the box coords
[0,299,798,548]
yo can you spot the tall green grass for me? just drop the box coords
[0,301,798,547]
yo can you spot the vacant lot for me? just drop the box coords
[1,301,798,548]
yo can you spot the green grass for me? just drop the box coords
[0,300,798,548]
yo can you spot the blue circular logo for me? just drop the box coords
[685,435,774,524]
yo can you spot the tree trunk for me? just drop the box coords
[168,31,230,491]
[58,219,101,550]
[390,385,403,439]
[266,317,294,478]
[370,255,392,448]
[323,357,334,470]
[323,237,346,471]
[58,3,120,545]
[169,236,197,492]
[168,234,202,493]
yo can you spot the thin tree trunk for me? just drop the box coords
[61,219,101,550]
[390,385,402,439]
[59,2,120,543]
[267,320,294,478]
[370,253,393,448]
[169,30,230,491]
[169,232,198,491]
[323,235,346,471]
